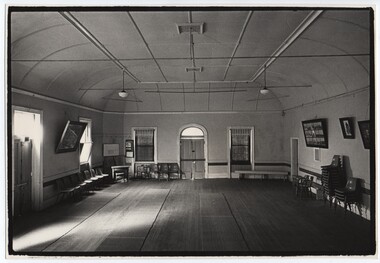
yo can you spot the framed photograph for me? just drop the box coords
[56,121,87,153]
[301,119,328,148]
[339,117,355,139]
[358,120,370,149]
[125,139,134,157]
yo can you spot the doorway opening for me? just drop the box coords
[290,137,299,182]
[179,125,207,179]
[12,108,43,216]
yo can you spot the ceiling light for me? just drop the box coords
[118,90,128,98]
[118,71,129,98]
[260,87,270,95]
[260,64,270,95]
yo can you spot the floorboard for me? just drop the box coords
[11,179,374,256]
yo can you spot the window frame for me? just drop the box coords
[228,127,255,175]
[132,127,157,163]
[79,117,92,165]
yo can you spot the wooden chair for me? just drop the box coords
[79,171,95,191]
[56,177,78,203]
[96,168,110,182]
[91,168,106,182]
[168,163,180,180]
[158,163,169,181]
[334,177,361,214]
[84,170,100,188]
[296,176,314,198]
[71,173,88,194]
[135,164,146,179]
[150,164,159,179]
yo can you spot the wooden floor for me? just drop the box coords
[11,179,374,256]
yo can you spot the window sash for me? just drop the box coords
[135,129,155,162]
[79,118,92,164]
[80,142,92,164]
[231,128,251,165]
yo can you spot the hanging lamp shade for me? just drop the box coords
[260,87,270,95]
[119,71,129,98]
[260,65,270,95]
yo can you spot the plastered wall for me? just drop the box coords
[283,90,371,218]
[12,92,104,207]
[103,112,285,177]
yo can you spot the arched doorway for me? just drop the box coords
[179,125,207,179]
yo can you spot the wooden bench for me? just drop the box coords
[235,170,289,181]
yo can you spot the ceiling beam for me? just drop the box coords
[249,10,323,82]
[127,12,168,82]
[59,11,140,83]
[223,11,253,80]
[11,53,369,62]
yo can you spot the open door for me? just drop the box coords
[180,139,205,179]
[13,139,32,216]
[290,138,299,181]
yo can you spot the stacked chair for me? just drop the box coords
[321,155,345,207]
[334,177,361,214]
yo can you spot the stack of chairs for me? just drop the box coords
[321,155,345,207]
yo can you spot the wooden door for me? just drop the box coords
[180,139,205,179]
[14,140,32,216]
[291,138,299,181]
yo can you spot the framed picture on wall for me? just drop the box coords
[125,139,134,158]
[339,117,355,139]
[301,119,328,148]
[358,120,370,149]
[56,121,87,153]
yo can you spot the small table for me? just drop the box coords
[111,165,129,182]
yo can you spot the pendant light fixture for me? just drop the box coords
[260,65,270,95]
[118,71,129,98]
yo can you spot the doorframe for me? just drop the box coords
[227,126,255,178]
[290,137,299,181]
[12,106,44,212]
[178,124,208,179]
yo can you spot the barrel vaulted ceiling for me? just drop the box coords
[10,8,371,113]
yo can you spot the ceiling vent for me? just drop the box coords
[186,67,203,72]
[177,23,204,34]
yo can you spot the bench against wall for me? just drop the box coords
[234,170,289,181]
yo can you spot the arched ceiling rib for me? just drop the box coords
[10,9,371,113]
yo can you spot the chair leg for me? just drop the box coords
[344,201,347,215]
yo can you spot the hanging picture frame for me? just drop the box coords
[339,117,355,139]
[358,120,370,149]
[301,119,328,148]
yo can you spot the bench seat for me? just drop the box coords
[235,170,289,181]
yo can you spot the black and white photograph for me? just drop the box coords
[4,1,377,262]
[339,117,355,139]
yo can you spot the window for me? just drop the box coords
[230,128,251,165]
[79,118,92,164]
[135,129,155,162]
